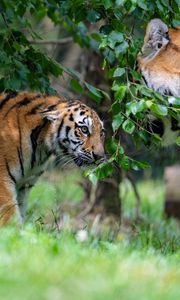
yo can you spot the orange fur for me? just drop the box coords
[138,19,180,96]
[0,92,105,224]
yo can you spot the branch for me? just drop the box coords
[29,37,73,45]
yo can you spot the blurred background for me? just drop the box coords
[21,16,180,236]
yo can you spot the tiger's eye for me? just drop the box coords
[80,126,89,134]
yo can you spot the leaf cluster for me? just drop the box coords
[0,0,179,177]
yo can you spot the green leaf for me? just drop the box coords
[115,41,128,56]
[126,100,146,115]
[175,0,180,5]
[172,19,180,27]
[108,31,124,48]
[176,136,180,146]
[131,160,150,171]
[114,85,127,102]
[85,171,98,185]
[99,25,113,36]
[130,70,141,81]
[150,104,168,116]
[87,10,101,23]
[49,62,63,77]
[138,0,148,10]
[12,41,21,51]
[85,82,102,103]
[112,113,124,132]
[106,138,119,155]
[70,79,83,94]
[103,0,112,9]
[117,155,129,170]
[139,130,150,146]
[4,76,21,90]
[94,161,113,179]
[168,97,180,107]
[146,100,153,108]
[122,119,135,134]
[113,67,125,78]
[62,66,81,80]
[141,87,153,97]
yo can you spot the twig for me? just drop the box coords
[77,183,97,218]
[29,37,73,45]
[126,172,141,219]
[51,209,60,232]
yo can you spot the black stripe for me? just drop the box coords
[71,139,80,145]
[17,113,24,176]
[62,138,69,143]
[18,97,31,107]
[5,160,16,184]
[142,75,148,86]
[57,120,64,138]
[82,116,88,123]
[27,103,58,116]
[46,104,58,111]
[80,111,85,115]
[74,130,80,137]
[0,92,18,110]
[17,147,24,176]
[65,126,71,138]
[30,120,48,168]
[73,144,80,151]
[26,102,44,115]
[78,117,88,125]
[58,142,68,153]
[67,101,77,107]
[5,95,42,117]
[69,113,74,121]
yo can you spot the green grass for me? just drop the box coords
[0,171,179,300]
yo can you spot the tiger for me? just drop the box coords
[137,18,180,145]
[0,91,105,225]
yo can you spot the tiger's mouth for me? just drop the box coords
[74,156,94,167]
[74,155,105,168]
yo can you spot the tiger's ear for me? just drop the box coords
[40,110,62,122]
[140,19,169,60]
[144,19,169,48]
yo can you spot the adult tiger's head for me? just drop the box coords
[137,19,180,146]
[43,100,105,168]
[137,18,180,96]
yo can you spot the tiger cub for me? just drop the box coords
[0,92,105,224]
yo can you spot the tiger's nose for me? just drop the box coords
[93,148,106,161]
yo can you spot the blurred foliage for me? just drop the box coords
[0,0,179,176]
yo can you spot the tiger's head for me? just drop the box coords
[137,19,180,146]
[44,100,105,168]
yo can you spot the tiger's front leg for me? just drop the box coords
[17,186,31,222]
[0,182,21,225]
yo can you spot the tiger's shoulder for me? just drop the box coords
[0,91,66,114]
[137,19,180,96]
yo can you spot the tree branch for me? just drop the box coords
[29,37,73,45]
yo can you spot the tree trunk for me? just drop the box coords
[79,49,121,220]
[54,37,121,220]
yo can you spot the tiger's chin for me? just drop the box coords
[74,157,95,169]
[73,156,105,170]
